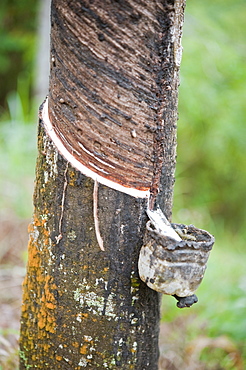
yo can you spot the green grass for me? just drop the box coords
[0,88,37,218]
[162,241,246,337]
[160,238,246,368]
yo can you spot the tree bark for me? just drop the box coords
[20,1,185,369]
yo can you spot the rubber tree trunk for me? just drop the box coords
[19,0,185,369]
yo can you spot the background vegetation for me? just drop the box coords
[0,0,245,369]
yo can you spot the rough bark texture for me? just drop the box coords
[20,124,159,369]
[48,0,184,204]
[20,0,185,369]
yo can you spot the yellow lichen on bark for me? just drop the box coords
[80,344,88,355]
[21,209,58,346]
[37,275,57,334]
[68,169,77,186]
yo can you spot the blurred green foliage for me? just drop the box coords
[170,1,246,366]
[0,0,38,217]
[162,242,246,338]
[0,0,38,109]
[0,91,37,217]
[174,0,246,239]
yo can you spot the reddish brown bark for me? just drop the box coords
[47,0,184,206]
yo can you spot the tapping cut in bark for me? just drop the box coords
[44,0,185,207]
[42,97,150,198]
